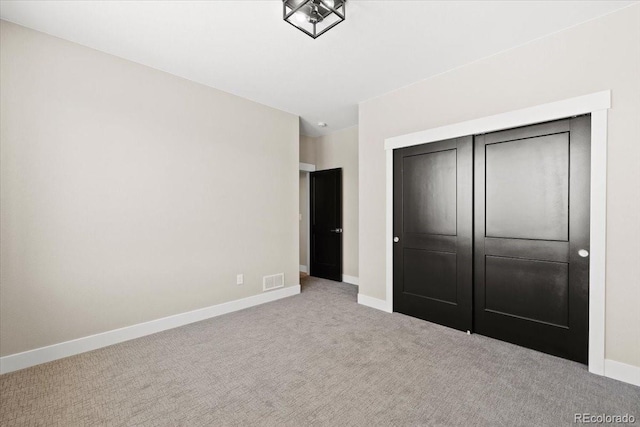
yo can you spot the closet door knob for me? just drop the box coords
[394,237,399,243]
[578,249,589,258]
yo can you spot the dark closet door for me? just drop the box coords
[310,168,342,282]
[474,116,590,363]
[393,137,473,332]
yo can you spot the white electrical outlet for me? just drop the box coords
[236,274,244,285]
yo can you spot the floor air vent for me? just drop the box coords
[263,273,284,291]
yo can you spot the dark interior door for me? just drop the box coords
[310,168,342,281]
[393,136,473,332]
[474,116,590,363]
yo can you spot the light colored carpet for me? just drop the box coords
[1,276,638,426]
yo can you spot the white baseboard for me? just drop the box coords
[357,293,392,313]
[342,275,359,285]
[299,265,308,273]
[604,359,640,386]
[0,285,301,374]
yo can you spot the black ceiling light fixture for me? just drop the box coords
[283,0,346,39]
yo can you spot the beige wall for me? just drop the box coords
[0,21,299,357]
[359,5,640,368]
[299,127,359,278]
[299,134,316,165]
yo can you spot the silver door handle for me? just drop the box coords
[394,237,399,243]
[330,228,343,233]
[578,249,589,257]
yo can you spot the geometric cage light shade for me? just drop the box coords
[283,0,346,39]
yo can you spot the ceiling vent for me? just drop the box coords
[263,273,285,291]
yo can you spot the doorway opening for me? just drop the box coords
[299,162,315,280]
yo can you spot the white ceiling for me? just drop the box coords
[0,1,634,136]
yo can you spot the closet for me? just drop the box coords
[393,116,590,363]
